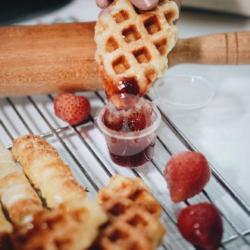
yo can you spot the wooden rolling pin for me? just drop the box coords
[0,22,249,96]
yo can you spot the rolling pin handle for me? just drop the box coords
[168,31,250,66]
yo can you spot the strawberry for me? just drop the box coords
[54,93,90,125]
[164,151,211,202]
[177,203,223,250]
[103,109,124,131]
[128,111,146,131]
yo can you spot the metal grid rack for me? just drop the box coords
[0,91,250,250]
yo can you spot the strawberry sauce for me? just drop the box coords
[99,96,160,168]
[109,142,155,168]
[117,77,140,96]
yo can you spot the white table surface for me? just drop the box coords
[168,11,250,204]
[1,1,250,249]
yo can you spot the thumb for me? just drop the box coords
[96,0,112,9]
[130,0,159,10]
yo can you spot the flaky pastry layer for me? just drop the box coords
[12,135,86,210]
[0,142,43,225]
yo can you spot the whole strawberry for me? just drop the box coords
[177,203,223,250]
[54,93,90,125]
[164,151,211,202]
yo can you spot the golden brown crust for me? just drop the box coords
[12,135,86,210]
[0,205,12,234]
[7,199,42,226]
[98,175,161,217]
[0,143,43,225]
[12,201,107,250]
[96,176,165,250]
[1,136,107,250]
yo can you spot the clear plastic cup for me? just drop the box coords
[151,75,215,110]
[96,97,162,168]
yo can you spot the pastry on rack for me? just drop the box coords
[98,175,161,217]
[0,142,43,225]
[12,201,107,250]
[95,176,165,250]
[95,0,179,98]
[12,135,87,210]
[4,135,165,250]
[12,135,107,250]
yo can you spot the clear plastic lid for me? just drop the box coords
[151,75,215,110]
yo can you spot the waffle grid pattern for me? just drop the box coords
[95,0,179,95]
[96,176,165,250]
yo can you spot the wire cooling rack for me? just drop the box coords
[0,91,250,250]
[0,4,250,248]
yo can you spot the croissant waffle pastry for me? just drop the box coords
[95,0,179,98]
[0,137,107,250]
[11,201,107,250]
[0,142,43,225]
[2,205,107,250]
[12,135,87,210]
[98,175,161,217]
[0,137,165,250]
[95,176,165,250]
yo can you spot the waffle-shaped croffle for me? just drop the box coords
[95,176,165,250]
[11,135,107,250]
[95,0,179,98]
[12,135,86,210]
[98,175,161,217]
[12,201,107,250]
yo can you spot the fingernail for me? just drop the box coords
[98,6,112,17]
[131,0,159,11]
[96,0,110,9]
